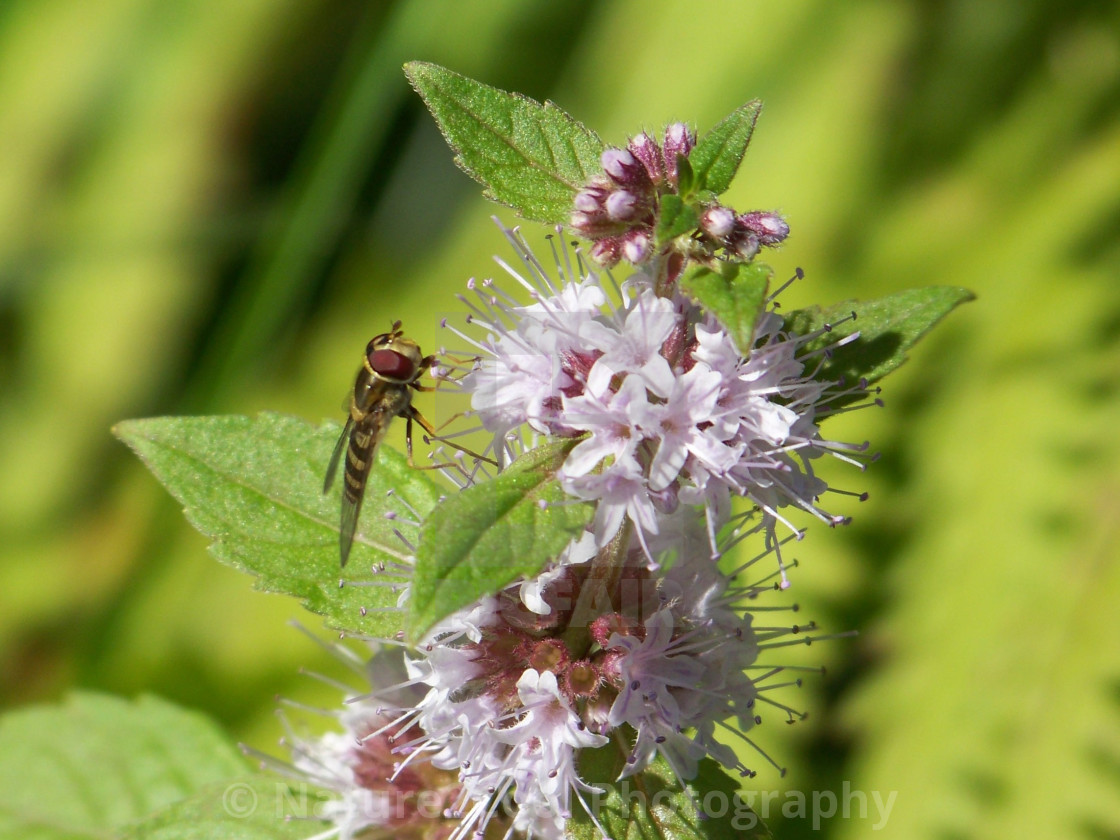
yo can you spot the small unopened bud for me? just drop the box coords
[662,122,695,185]
[621,230,651,264]
[601,148,644,186]
[605,190,639,221]
[701,205,735,238]
[731,232,761,261]
[573,189,602,213]
[590,237,623,267]
[570,210,594,229]
[628,132,665,185]
[737,211,790,245]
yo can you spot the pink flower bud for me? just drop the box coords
[628,132,665,185]
[737,211,790,245]
[601,148,640,182]
[701,206,735,238]
[662,122,695,185]
[570,210,594,229]
[731,232,761,260]
[590,237,623,267]
[606,190,639,221]
[622,230,651,264]
[573,189,602,213]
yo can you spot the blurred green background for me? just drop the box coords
[1,1,1118,838]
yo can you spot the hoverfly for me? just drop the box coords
[324,321,482,567]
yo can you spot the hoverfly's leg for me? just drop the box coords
[438,351,482,366]
[406,406,497,467]
[405,413,414,466]
[426,410,474,433]
[416,352,480,393]
[413,354,441,393]
[411,355,485,428]
[404,411,467,472]
[404,411,461,470]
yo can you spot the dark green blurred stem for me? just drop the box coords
[182,2,415,409]
[80,1,418,690]
[562,519,632,657]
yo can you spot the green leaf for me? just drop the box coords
[783,286,974,388]
[117,777,327,840]
[655,193,700,245]
[0,693,248,839]
[405,61,604,225]
[676,153,696,197]
[114,413,442,638]
[409,438,592,640]
[688,100,762,196]
[681,262,772,352]
[568,747,773,840]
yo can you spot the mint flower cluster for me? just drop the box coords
[275,217,871,838]
[121,63,964,840]
[112,62,969,840]
[459,227,868,575]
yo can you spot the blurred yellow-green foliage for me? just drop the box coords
[1,1,1118,838]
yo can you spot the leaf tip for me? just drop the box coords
[111,417,145,446]
[402,59,432,84]
[740,98,763,118]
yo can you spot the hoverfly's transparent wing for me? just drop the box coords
[323,416,353,494]
[338,477,368,569]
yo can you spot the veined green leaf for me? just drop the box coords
[688,100,762,196]
[114,413,441,637]
[569,747,773,840]
[783,286,974,389]
[405,61,604,225]
[681,261,772,352]
[409,438,592,641]
[0,693,251,838]
[117,777,328,840]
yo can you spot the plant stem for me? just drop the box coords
[561,519,634,657]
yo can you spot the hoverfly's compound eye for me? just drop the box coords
[368,347,416,380]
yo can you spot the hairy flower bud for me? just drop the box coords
[701,205,735,238]
[629,131,666,185]
[605,189,640,221]
[622,229,652,264]
[601,148,649,190]
[737,210,790,245]
[662,122,696,187]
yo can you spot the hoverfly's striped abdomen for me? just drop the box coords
[342,424,376,504]
[325,323,429,567]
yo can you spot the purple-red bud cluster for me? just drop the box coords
[571,124,695,267]
[571,122,789,269]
